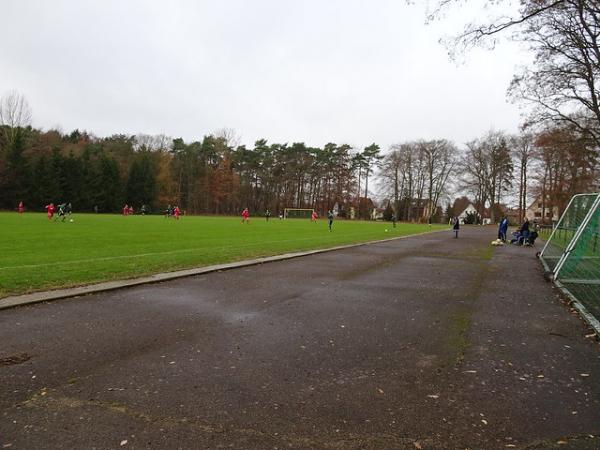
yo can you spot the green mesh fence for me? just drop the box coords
[540,193,600,323]
[540,194,599,271]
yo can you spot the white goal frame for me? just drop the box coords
[283,208,315,219]
[538,192,600,334]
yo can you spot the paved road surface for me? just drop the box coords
[1,227,599,449]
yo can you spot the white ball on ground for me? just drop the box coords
[70,219,74,223]
[385,229,388,232]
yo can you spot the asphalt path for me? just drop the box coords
[1,226,599,449]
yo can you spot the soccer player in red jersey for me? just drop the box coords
[123,204,129,216]
[174,205,180,220]
[311,210,318,222]
[241,207,250,224]
[18,201,24,214]
[45,203,55,220]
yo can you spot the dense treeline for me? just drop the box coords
[1,88,598,223]
[1,120,597,223]
[0,120,384,217]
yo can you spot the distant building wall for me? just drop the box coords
[525,197,560,222]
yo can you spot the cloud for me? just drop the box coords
[0,0,528,149]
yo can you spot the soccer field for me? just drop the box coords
[0,212,445,297]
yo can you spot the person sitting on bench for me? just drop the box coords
[511,219,530,245]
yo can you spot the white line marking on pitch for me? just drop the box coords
[0,231,383,270]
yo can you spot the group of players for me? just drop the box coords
[43,202,73,222]
[244,208,335,231]
[164,205,182,219]
[19,200,335,230]
[122,204,135,216]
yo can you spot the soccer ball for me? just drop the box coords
[70,219,74,223]
[385,229,388,232]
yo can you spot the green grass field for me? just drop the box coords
[0,212,445,297]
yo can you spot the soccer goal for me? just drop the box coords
[539,193,600,330]
[284,208,314,219]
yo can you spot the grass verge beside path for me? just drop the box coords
[0,212,445,297]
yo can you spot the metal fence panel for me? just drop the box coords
[539,193,600,331]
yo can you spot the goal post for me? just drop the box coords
[284,208,314,219]
[539,193,600,332]
[539,193,596,272]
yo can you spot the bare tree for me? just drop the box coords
[380,145,404,217]
[421,139,457,222]
[362,143,382,199]
[0,90,32,145]
[460,139,489,221]
[486,131,513,220]
[432,1,600,144]
[380,140,455,222]
[509,1,600,145]
[0,90,32,128]
[393,142,424,221]
[134,134,172,152]
[510,132,535,223]
[460,131,513,222]
[413,146,427,221]
[0,91,32,206]
[401,143,416,220]
[214,127,242,148]
[431,1,567,55]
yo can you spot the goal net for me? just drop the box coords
[284,208,314,219]
[539,193,600,326]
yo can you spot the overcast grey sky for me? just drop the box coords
[1,0,529,150]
